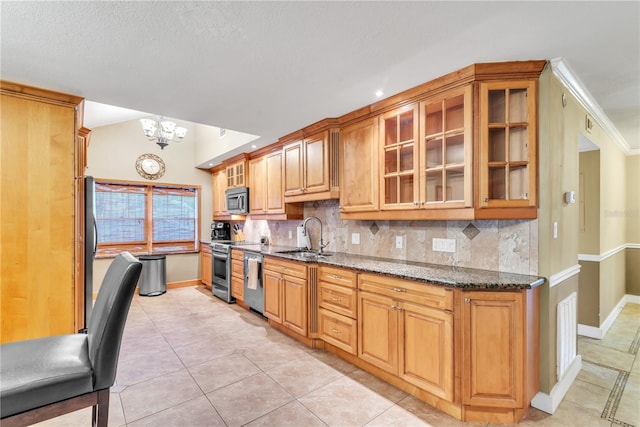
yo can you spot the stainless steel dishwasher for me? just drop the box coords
[243,251,264,315]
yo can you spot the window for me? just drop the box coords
[95,180,199,256]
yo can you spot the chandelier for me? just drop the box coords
[139,116,188,149]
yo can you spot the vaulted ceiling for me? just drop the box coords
[2,1,638,155]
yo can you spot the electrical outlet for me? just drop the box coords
[395,236,403,249]
[553,222,558,239]
[351,233,360,245]
[433,238,456,253]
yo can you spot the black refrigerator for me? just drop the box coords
[83,176,97,332]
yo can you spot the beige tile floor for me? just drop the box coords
[36,288,639,427]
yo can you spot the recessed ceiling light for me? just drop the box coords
[251,144,257,149]
[375,90,384,98]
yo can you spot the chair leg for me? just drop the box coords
[92,389,110,427]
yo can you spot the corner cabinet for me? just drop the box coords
[459,288,540,423]
[476,80,538,219]
[1,81,86,342]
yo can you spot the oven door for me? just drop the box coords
[211,250,234,303]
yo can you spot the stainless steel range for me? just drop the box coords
[211,241,235,303]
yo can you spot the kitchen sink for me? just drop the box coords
[275,249,332,258]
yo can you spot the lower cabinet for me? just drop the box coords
[318,266,358,354]
[263,257,308,336]
[358,285,454,401]
[200,243,212,289]
[460,288,539,422]
[231,249,244,301]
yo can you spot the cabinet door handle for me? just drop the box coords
[331,328,341,334]
[391,288,407,293]
[328,274,342,280]
[331,297,341,302]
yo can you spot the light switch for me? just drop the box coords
[351,233,360,245]
[395,236,403,249]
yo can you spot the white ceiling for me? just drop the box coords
[2,1,638,156]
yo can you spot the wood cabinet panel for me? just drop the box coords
[1,84,83,342]
[319,308,357,354]
[212,168,228,219]
[340,117,379,212]
[283,274,307,336]
[358,291,397,373]
[200,244,212,288]
[462,291,524,408]
[263,269,283,323]
[319,282,357,319]
[283,140,303,196]
[399,301,453,400]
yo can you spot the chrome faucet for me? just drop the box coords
[301,216,329,254]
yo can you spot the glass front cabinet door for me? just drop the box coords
[478,80,537,212]
[420,86,473,209]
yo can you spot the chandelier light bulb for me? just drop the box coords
[140,116,188,149]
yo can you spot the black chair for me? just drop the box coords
[1,252,142,427]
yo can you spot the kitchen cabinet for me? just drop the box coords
[460,288,539,423]
[231,249,244,301]
[249,148,303,220]
[338,60,545,220]
[225,154,248,188]
[263,257,308,336]
[200,243,212,289]
[211,167,228,219]
[1,81,86,342]
[358,273,454,401]
[379,86,472,216]
[477,80,538,218]
[318,266,358,354]
[339,117,379,213]
[283,130,338,202]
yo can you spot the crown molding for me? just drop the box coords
[550,58,634,156]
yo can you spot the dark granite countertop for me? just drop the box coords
[232,243,545,290]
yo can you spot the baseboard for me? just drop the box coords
[578,294,640,339]
[167,279,200,289]
[531,355,582,414]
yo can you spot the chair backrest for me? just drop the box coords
[87,252,142,390]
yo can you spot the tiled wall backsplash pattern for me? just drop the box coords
[242,200,538,275]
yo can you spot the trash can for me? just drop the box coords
[138,255,167,296]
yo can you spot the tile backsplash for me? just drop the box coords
[241,200,538,275]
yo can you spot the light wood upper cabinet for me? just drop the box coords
[380,104,420,210]
[226,156,248,188]
[1,82,85,342]
[477,80,537,217]
[420,86,473,210]
[283,130,338,203]
[249,148,303,220]
[211,167,228,219]
[340,117,379,213]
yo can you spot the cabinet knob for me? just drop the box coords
[483,198,489,202]
[464,298,471,303]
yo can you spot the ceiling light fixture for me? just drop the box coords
[140,116,188,149]
[375,90,384,98]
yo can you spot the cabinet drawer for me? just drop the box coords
[319,308,357,355]
[231,275,244,300]
[264,257,307,279]
[319,281,357,319]
[318,266,357,288]
[231,249,244,261]
[232,259,244,278]
[358,273,452,311]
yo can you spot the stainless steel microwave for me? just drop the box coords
[225,186,249,214]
